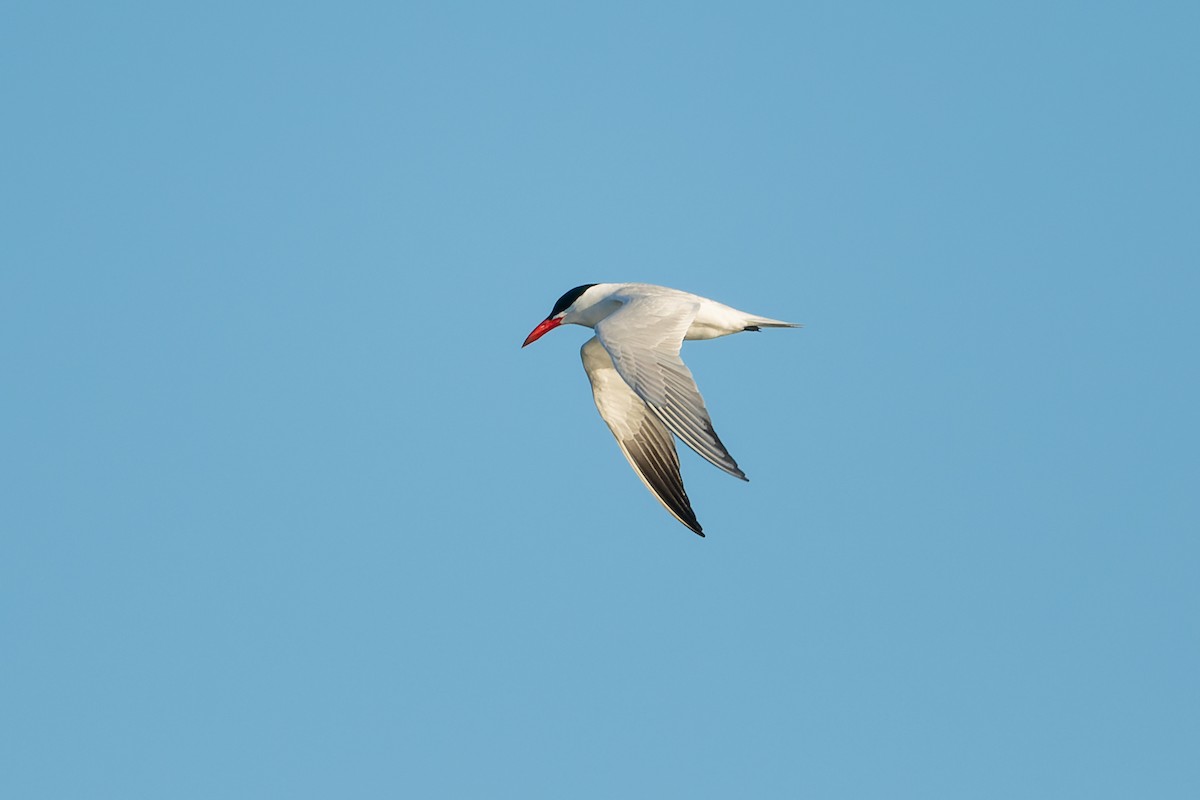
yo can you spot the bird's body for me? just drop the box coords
[538,282,796,340]
[523,283,800,537]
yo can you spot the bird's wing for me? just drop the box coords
[581,337,704,536]
[593,295,746,481]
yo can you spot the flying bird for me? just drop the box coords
[522,283,800,537]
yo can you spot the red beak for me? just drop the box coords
[522,317,562,347]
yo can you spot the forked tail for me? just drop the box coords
[744,315,803,331]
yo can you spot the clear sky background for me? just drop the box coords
[3,2,1197,797]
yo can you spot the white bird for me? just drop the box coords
[522,283,800,537]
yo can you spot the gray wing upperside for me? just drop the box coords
[593,298,747,481]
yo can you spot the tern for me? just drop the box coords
[522,283,800,537]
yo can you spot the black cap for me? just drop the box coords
[547,284,598,318]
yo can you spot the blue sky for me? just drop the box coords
[3,1,1197,797]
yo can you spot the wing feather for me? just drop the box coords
[581,337,703,536]
[593,296,747,481]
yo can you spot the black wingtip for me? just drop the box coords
[693,528,705,537]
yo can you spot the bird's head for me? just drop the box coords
[522,283,600,347]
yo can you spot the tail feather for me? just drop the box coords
[745,315,803,330]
